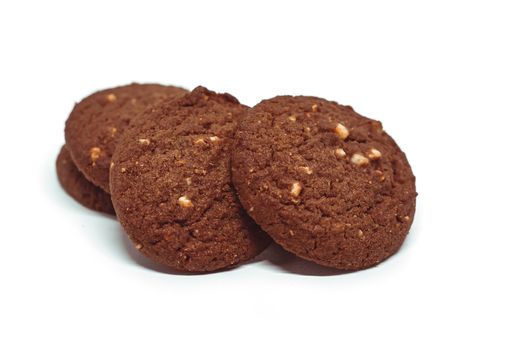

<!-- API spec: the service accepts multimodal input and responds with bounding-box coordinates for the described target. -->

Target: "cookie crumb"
[335,148,346,158]
[248,206,254,212]
[178,195,193,208]
[357,230,364,239]
[138,138,150,146]
[299,166,313,174]
[185,177,192,185]
[209,136,220,142]
[367,148,382,160]
[106,93,117,102]
[89,147,101,164]
[334,123,349,140]
[404,215,410,222]
[311,104,318,112]
[351,153,369,166]
[194,138,206,145]
[120,167,126,173]
[290,182,302,197]
[135,243,143,250]
[288,114,297,122]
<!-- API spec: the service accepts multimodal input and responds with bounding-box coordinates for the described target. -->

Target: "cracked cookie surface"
[110,87,271,272]
[232,96,417,271]
[65,83,188,192]
[56,145,115,215]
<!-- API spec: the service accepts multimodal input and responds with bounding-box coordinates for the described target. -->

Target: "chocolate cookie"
[65,83,188,192]
[56,145,115,215]
[110,87,271,272]
[232,96,416,271]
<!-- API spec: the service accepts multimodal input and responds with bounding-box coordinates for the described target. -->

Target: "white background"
[1,1,524,349]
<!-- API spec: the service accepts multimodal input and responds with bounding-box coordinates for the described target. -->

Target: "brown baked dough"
[110,87,271,272]
[232,96,416,271]
[65,83,187,192]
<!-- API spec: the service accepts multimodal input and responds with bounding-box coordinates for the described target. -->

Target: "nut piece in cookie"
[335,148,346,158]
[299,166,313,175]
[351,153,369,166]
[290,182,302,197]
[89,147,101,165]
[367,148,382,160]
[334,123,349,140]
[177,195,193,208]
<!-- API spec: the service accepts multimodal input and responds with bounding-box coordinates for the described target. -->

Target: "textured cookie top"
[65,83,188,192]
[56,146,115,215]
[232,96,416,270]
[110,87,270,272]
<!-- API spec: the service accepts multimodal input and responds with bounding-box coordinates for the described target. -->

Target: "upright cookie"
[110,87,271,272]
[56,145,115,215]
[232,96,416,271]
[65,83,188,192]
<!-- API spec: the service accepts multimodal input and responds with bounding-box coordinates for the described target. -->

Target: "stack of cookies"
[57,83,416,272]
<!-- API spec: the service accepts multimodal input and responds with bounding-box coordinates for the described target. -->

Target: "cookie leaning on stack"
[109,87,271,272]
[231,96,416,271]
